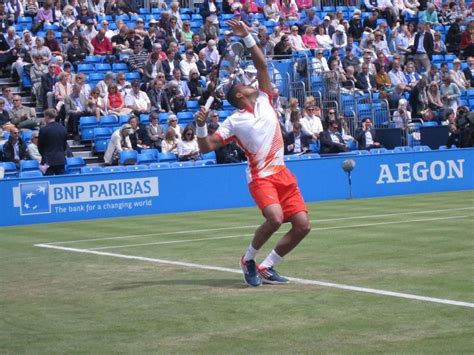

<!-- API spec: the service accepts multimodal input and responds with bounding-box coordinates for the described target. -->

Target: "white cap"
[245,65,257,74]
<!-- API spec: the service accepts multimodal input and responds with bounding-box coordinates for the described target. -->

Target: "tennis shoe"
[240,256,262,287]
[257,266,289,284]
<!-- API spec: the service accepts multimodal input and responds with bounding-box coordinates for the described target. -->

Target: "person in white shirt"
[203,39,220,65]
[300,104,323,140]
[180,49,199,80]
[332,25,347,50]
[125,80,151,115]
[177,126,200,161]
[103,124,133,165]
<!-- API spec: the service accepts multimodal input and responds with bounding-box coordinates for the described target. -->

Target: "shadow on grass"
[109,278,246,291]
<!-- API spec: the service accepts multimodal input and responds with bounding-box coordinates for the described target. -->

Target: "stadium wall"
[1,149,473,227]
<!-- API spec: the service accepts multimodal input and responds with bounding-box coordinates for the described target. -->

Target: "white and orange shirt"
[215,90,285,183]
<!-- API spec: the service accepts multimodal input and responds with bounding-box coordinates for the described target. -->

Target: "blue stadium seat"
[149,162,170,169]
[119,115,131,125]
[119,150,138,165]
[151,8,162,14]
[194,159,216,166]
[370,148,389,154]
[354,150,370,155]
[81,166,104,174]
[19,170,43,178]
[99,115,118,128]
[159,112,173,124]
[21,130,33,144]
[422,121,438,126]
[85,55,102,63]
[88,72,105,81]
[444,54,457,62]
[186,100,200,110]
[137,153,157,165]
[139,8,150,14]
[94,127,113,138]
[20,159,39,172]
[17,16,32,24]
[158,152,178,162]
[95,63,112,72]
[139,114,150,124]
[126,165,148,171]
[103,166,126,173]
[200,151,216,161]
[77,64,94,73]
[298,153,321,159]
[125,72,140,81]
[177,111,194,123]
[115,14,130,21]
[94,138,110,153]
[65,157,86,174]
[79,116,99,141]
[140,148,159,161]
[0,162,17,179]
[112,63,128,71]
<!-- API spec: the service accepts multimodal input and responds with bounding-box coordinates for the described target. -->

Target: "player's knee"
[295,221,311,238]
[266,214,283,229]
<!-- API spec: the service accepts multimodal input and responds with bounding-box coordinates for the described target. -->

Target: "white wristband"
[242,34,256,48]
[196,125,208,138]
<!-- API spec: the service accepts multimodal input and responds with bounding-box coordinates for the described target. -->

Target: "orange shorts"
[248,168,307,222]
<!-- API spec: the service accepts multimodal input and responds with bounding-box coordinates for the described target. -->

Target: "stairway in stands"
[0,70,103,166]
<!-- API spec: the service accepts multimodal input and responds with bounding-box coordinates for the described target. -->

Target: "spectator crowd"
[0,0,473,174]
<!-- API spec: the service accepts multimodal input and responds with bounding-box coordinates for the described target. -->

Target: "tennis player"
[195,19,311,287]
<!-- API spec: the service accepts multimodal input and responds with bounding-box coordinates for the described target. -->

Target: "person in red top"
[91,29,113,56]
[195,19,311,287]
[107,83,128,116]
[460,20,474,58]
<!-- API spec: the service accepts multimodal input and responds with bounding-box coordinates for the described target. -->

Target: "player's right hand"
[195,107,209,127]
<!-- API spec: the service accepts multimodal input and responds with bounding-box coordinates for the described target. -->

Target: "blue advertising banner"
[1,149,473,227]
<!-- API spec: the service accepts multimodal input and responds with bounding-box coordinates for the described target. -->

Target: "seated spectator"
[143,53,164,84]
[24,0,39,19]
[264,0,280,22]
[392,99,412,130]
[281,0,299,21]
[0,87,13,111]
[355,63,377,92]
[180,49,198,80]
[177,126,199,161]
[8,38,31,80]
[450,58,470,90]
[196,48,213,77]
[284,122,312,155]
[32,38,52,65]
[27,131,42,162]
[404,61,421,89]
[427,81,444,118]
[319,120,350,154]
[463,56,474,87]
[146,112,165,149]
[342,65,358,89]
[302,26,318,49]
[181,21,194,43]
[161,129,178,154]
[375,65,393,94]
[202,39,220,65]
[44,29,61,57]
[269,26,284,46]
[288,25,307,51]
[446,17,463,54]
[0,98,14,132]
[166,114,181,139]
[127,40,149,74]
[147,79,170,112]
[447,123,471,148]
[103,124,133,165]
[300,103,323,140]
[30,54,48,105]
[108,83,131,116]
[187,68,204,99]
[162,48,181,81]
[409,78,429,118]
[440,75,461,118]
[116,72,132,93]
[91,29,113,56]
[96,72,115,99]
[3,126,27,165]
[112,25,133,55]
[66,36,87,69]
[316,25,332,50]
[125,80,152,116]
[332,25,347,50]
[274,35,292,58]
[423,3,439,25]
[165,80,187,113]
[128,115,150,151]
[86,87,106,120]
[355,118,383,150]
[9,95,37,129]
[433,32,447,55]
[312,48,329,73]
[74,72,91,98]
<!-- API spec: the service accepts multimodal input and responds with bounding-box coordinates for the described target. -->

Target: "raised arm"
[226,19,273,93]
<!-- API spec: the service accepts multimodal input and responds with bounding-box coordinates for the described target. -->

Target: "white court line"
[34,243,474,309]
[40,207,474,245]
[87,215,468,251]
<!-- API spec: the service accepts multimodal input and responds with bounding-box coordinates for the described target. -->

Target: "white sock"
[260,250,283,269]
[243,244,258,261]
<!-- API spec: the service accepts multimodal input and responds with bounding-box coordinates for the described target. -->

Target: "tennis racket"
[204,41,245,110]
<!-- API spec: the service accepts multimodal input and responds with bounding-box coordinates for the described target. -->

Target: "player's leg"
[258,212,311,284]
[240,204,284,287]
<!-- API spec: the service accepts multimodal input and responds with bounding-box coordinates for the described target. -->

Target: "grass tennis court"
[1,191,473,353]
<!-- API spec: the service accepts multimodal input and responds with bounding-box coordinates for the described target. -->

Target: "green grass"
[1,191,473,354]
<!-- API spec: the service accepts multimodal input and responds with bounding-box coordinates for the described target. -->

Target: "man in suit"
[196,48,213,78]
[355,117,383,150]
[63,84,88,138]
[411,22,434,73]
[162,48,181,81]
[40,63,57,109]
[463,56,474,87]
[38,108,68,175]
[320,120,351,154]
[284,122,312,155]
[146,79,170,112]
[355,63,377,92]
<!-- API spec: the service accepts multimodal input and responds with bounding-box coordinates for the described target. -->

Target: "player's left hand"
[195,107,209,127]
[226,19,250,37]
